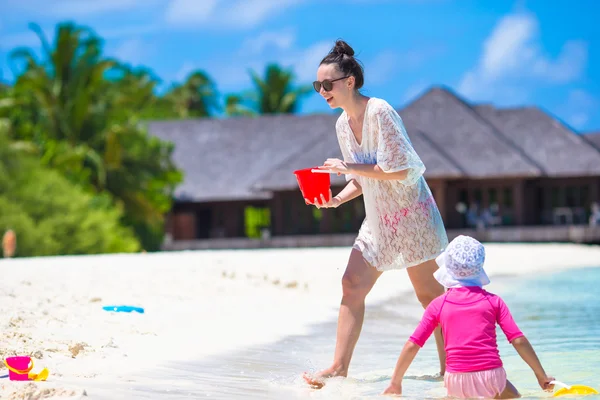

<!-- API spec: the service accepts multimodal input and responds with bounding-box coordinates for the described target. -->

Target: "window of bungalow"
[503,188,513,208]
[581,185,590,209]
[551,187,561,208]
[459,189,468,203]
[565,186,578,208]
[501,187,514,225]
[581,185,593,222]
[488,188,498,207]
[474,189,483,207]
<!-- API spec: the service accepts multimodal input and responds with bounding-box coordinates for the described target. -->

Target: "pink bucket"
[4,356,33,381]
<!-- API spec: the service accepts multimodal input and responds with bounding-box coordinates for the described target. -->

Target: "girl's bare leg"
[406,259,447,375]
[303,248,382,388]
[496,380,521,399]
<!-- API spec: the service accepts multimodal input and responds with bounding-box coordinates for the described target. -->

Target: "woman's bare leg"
[406,259,447,375]
[496,380,521,399]
[303,248,382,388]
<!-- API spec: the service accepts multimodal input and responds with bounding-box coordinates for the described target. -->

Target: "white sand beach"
[1,243,599,399]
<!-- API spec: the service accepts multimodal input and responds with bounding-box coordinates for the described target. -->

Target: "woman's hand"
[305,189,341,209]
[316,158,351,175]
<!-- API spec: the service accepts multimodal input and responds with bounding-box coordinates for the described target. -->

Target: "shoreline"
[0,243,599,399]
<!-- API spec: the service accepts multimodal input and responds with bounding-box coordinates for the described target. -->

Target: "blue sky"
[0,0,598,132]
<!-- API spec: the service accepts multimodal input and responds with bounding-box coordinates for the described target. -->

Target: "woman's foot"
[302,366,347,389]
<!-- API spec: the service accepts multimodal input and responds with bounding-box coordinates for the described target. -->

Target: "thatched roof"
[251,120,348,191]
[400,87,542,178]
[252,112,465,192]
[474,105,600,176]
[147,86,600,202]
[583,132,600,150]
[148,113,337,201]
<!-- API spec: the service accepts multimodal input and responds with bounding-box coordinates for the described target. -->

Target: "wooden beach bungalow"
[147,86,600,248]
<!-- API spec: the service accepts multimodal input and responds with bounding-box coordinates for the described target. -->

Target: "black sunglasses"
[312,76,349,92]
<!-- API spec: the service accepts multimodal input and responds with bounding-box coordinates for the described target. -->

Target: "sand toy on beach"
[3,356,49,381]
[102,305,144,313]
[551,380,598,397]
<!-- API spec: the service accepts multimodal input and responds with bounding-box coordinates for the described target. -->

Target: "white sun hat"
[433,235,490,288]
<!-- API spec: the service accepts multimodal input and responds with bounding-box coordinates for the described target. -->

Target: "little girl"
[382,235,555,399]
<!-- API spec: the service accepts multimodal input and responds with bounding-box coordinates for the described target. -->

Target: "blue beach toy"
[102,305,145,314]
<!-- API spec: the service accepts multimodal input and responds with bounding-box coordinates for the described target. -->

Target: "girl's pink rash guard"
[409,286,524,373]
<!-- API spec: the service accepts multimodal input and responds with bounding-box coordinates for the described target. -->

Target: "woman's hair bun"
[333,40,355,57]
[319,39,364,90]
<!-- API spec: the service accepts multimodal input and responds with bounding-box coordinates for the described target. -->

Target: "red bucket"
[293,167,331,203]
[4,356,33,381]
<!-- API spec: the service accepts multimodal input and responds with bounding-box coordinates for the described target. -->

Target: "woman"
[303,40,449,388]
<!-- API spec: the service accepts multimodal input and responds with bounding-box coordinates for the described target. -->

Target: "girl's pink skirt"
[444,367,507,399]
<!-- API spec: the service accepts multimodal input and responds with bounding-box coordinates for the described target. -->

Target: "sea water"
[95,267,600,399]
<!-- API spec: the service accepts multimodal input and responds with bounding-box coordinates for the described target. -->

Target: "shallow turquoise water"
[102,267,600,399]
[492,267,600,398]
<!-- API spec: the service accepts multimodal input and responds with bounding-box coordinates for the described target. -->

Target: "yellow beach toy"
[3,357,49,381]
[551,380,599,397]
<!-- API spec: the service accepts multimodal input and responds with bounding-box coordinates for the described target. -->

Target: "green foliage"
[163,70,220,118]
[249,63,312,114]
[0,131,140,257]
[6,22,183,251]
[1,20,313,255]
[224,94,256,117]
[223,64,313,116]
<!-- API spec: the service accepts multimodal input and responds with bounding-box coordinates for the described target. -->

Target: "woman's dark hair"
[320,39,364,90]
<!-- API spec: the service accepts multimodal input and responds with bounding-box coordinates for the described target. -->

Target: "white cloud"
[204,39,440,94]
[99,24,160,40]
[165,0,219,25]
[345,0,447,2]
[478,14,537,80]
[531,41,587,83]
[458,12,588,101]
[403,45,446,69]
[365,51,399,86]
[239,29,296,55]
[50,0,148,17]
[165,0,304,29]
[3,0,151,17]
[111,38,149,66]
[281,41,333,82]
[226,0,303,28]
[0,23,159,52]
[181,38,330,92]
[350,45,446,87]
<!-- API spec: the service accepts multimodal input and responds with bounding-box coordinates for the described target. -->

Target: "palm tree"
[248,63,312,114]
[224,94,255,117]
[107,65,166,119]
[164,70,220,118]
[8,22,182,250]
[9,22,115,188]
